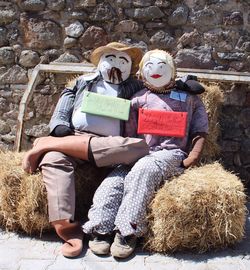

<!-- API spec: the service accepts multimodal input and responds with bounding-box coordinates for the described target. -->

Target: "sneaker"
[89,233,112,255]
[110,232,137,258]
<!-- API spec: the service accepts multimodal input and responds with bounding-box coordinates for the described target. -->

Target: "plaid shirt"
[49,74,143,135]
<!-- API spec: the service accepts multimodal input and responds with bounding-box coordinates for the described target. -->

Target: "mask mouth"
[150,74,162,79]
[108,67,123,83]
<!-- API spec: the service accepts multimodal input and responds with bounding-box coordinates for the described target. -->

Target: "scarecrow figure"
[82,49,208,259]
[22,44,206,258]
[23,43,149,174]
[23,42,149,257]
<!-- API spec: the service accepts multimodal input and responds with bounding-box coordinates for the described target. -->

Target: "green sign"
[81,91,131,121]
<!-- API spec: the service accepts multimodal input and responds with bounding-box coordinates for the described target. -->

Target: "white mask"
[98,51,132,84]
[142,56,172,88]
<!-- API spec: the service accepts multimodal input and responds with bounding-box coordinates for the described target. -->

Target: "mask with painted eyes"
[139,49,176,91]
[98,51,132,84]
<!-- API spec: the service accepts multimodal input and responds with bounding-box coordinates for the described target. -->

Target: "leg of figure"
[111,149,185,258]
[90,136,149,167]
[39,151,84,257]
[82,165,130,255]
[22,135,149,173]
[115,149,185,236]
[22,135,91,173]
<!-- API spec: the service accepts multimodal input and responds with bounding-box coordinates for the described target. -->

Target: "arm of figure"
[175,75,205,95]
[49,89,76,135]
[120,76,144,99]
[182,94,209,168]
[51,124,74,137]
[22,135,91,173]
[182,132,206,168]
[124,98,139,138]
[49,77,87,136]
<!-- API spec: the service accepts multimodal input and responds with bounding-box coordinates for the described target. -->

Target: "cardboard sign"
[81,91,131,120]
[138,108,187,137]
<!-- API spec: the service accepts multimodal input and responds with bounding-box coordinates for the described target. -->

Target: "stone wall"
[0,0,249,184]
[218,82,250,187]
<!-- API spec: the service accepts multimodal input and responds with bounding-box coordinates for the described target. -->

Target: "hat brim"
[90,45,143,75]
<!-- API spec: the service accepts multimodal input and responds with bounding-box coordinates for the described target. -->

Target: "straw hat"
[90,42,143,74]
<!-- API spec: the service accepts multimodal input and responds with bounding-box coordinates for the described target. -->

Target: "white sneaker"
[110,232,137,258]
[89,233,112,255]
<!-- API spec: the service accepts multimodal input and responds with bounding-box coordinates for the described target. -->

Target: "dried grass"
[200,82,224,162]
[17,173,50,235]
[65,75,79,89]
[64,73,95,89]
[146,162,247,253]
[0,150,24,231]
[0,150,50,234]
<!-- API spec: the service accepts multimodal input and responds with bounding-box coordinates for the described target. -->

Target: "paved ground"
[0,204,249,270]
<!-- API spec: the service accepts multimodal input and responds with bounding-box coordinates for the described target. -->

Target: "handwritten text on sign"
[81,91,131,120]
[138,108,187,137]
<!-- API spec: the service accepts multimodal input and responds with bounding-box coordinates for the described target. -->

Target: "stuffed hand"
[182,134,206,168]
[51,125,73,137]
[182,151,200,168]
[176,75,205,95]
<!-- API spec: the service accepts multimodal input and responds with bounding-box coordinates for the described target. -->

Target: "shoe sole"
[89,242,110,255]
[110,246,134,259]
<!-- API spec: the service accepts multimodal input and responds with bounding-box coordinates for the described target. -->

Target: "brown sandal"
[55,222,84,258]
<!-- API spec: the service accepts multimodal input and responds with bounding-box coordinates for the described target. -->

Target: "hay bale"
[0,150,25,231]
[17,173,50,235]
[200,83,224,162]
[0,150,50,234]
[0,150,110,234]
[0,152,21,229]
[146,162,247,253]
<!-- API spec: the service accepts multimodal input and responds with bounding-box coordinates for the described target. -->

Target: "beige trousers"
[39,135,149,222]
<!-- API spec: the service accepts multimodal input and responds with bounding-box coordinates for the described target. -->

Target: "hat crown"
[106,42,129,50]
[91,42,143,75]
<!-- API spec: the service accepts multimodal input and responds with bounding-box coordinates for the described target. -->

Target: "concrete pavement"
[0,204,249,270]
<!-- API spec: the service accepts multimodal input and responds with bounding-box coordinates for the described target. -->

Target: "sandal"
[55,222,84,258]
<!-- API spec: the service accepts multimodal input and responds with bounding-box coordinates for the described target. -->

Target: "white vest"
[71,80,121,136]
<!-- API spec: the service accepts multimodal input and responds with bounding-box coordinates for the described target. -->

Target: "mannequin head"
[91,42,143,84]
[97,51,132,84]
[139,49,176,90]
